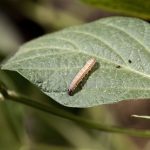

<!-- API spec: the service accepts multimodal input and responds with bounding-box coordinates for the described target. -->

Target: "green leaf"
[2,17,150,107]
[81,0,150,19]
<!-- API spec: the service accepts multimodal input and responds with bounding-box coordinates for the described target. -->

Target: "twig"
[0,84,150,138]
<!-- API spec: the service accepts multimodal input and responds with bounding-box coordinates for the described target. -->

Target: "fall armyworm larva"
[68,58,96,96]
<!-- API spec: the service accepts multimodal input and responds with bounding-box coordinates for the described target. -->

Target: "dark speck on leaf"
[128,59,132,63]
[116,65,121,68]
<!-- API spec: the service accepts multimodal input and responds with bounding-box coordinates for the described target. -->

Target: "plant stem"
[1,87,150,138]
[132,115,150,119]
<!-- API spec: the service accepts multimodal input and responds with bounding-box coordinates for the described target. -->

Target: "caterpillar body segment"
[68,58,96,96]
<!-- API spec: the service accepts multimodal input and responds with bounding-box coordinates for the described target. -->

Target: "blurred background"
[0,0,150,150]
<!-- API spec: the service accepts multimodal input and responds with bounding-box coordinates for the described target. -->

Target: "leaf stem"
[132,115,150,119]
[0,86,150,138]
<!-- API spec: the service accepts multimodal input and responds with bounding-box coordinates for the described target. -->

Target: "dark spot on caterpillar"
[128,59,132,63]
[116,65,121,68]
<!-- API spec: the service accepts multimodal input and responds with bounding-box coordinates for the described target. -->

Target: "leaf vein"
[101,22,150,53]
[65,30,128,65]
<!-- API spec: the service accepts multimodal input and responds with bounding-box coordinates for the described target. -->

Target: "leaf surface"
[2,17,150,107]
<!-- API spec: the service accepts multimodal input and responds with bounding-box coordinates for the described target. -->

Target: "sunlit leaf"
[81,0,150,19]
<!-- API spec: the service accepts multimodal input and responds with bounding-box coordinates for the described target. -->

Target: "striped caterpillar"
[68,58,96,96]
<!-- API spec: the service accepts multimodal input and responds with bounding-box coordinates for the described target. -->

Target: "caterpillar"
[68,58,96,96]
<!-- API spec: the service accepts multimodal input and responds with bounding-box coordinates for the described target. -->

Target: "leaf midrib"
[4,46,150,80]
